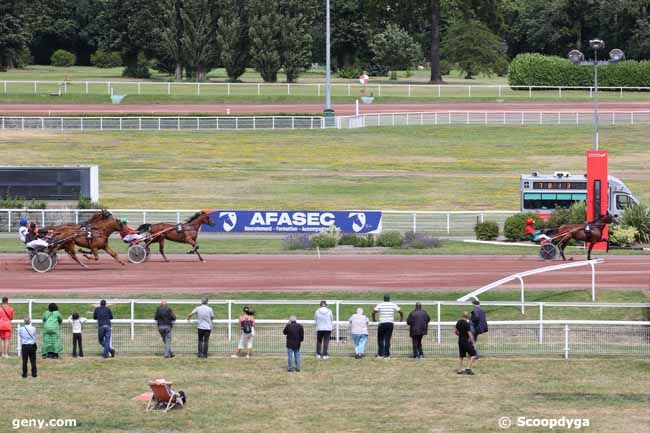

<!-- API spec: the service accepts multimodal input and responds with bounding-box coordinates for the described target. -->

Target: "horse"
[555,213,617,261]
[138,211,215,262]
[47,210,126,268]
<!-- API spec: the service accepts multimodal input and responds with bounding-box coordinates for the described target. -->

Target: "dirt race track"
[0,254,648,295]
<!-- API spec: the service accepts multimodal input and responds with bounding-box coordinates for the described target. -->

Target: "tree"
[279,0,314,83]
[249,0,282,82]
[369,24,422,79]
[0,0,29,70]
[330,0,371,69]
[442,19,507,79]
[628,17,650,59]
[180,0,220,81]
[159,0,184,80]
[217,0,250,82]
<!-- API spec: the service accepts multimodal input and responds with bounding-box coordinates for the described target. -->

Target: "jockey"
[525,218,550,242]
[24,222,49,250]
[18,218,29,243]
[118,218,145,243]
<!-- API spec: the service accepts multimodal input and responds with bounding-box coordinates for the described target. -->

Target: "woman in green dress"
[42,303,63,358]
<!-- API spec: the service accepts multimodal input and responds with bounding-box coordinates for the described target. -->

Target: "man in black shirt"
[93,300,115,358]
[283,315,304,372]
[455,311,477,375]
[154,300,176,358]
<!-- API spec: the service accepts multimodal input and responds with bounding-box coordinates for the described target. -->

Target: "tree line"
[2,0,650,82]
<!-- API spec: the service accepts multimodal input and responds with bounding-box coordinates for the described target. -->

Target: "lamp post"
[568,40,625,150]
[324,0,334,120]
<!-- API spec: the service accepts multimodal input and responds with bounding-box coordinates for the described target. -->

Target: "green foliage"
[442,19,507,79]
[279,0,313,83]
[217,0,250,82]
[179,0,219,81]
[338,233,358,246]
[50,49,76,67]
[369,24,422,75]
[0,0,30,71]
[339,233,376,247]
[376,231,403,248]
[504,213,544,241]
[0,197,46,209]
[546,202,586,228]
[620,204,650,243]
[310,226,341,249]
[609,225,638,247]
[78,196,103,210]
[439,60,451,76]
[121,51,150,79]
[249,0,282,82]
[336,64,363,79]
[474,221,499,241]
[90,50,122,68]
[402,231,440,249]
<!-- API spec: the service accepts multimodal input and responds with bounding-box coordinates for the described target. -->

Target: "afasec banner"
[203,210,382,233]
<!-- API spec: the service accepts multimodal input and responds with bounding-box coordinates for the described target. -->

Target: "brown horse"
[47,210,126,268]
[138,211,215,262]
[555,213,617,261]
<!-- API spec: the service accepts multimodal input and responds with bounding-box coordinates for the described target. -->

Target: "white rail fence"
[2,80,649,99]
[0,116,326,131]
[336,111,650,128]
[6,298,650,358]
[0,209,518,236]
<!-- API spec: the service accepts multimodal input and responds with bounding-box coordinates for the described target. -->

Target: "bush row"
[508,53,650,88]
[283,229,440,250]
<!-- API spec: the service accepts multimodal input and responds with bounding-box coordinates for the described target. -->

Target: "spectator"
[68,312,87,358]
[406,302,430,359]
[455,311,477,375]
[187,297,214,358]
[470,298,488,358]
[232,306,255,359]
[93,300,115,358]
[283,315,304,372]
[154,301,176,358]
[314,301,333,359]
[18,318,37,378]
[41,303,63,359]
[372,294,403,359]
[0,297,15,358]
[348,308,369,359]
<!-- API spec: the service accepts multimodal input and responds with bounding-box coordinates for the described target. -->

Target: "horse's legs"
[103,244,125,265]
[159,239,169,262]
[188,238,204,262]
[65,243,88,269]
[558,238,568,261]
[587,242,595,261]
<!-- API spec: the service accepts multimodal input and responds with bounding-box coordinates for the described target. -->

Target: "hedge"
[474,221,499,241]
[508,53,650,88]
[91,50,122,68]
[50,49,76,67]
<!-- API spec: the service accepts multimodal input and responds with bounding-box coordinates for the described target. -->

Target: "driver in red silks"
[525,218,550,242]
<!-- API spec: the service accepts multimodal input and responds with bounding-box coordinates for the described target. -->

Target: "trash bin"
[323,108,336,128]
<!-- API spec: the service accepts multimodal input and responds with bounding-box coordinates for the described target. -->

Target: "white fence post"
[7,211,11,231]
[28,300,32,321]
[436,302,441,344]
[518,276,525,315]
[335,301,340,342]
[227,301,232,341]
[564,324,569,359]
[446,213,450,234]
[130,300,135,341]
[412,213,417,233]
[257,83,260,96]
[41,210,45,227]
[539,304,544,344]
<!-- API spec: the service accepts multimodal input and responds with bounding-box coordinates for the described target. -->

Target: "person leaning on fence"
[0,297,15,358]
[455,312,477,375]
[372,294,403,359]
[155,301,176,358]
[314,301,333,359]
[232,306,255,359]
[42,303,63,359]
[18,318,37,378]
[283,316,304,372]
[406,302,430,360]
[93,300,115,358]
[470,299,488,358]
[187,298,214,359]
[348,308,369,359]
[69,312,87,358]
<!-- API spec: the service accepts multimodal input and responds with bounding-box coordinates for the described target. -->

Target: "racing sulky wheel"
[128,244,148,264]
[539,243,559,261]
[50,252,59,269]
[31,251,53,273]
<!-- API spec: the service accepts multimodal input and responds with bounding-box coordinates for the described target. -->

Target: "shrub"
[311,225,341,249]
[78,196,103,209]
[354,234,376,247]
[283,233,313,250]
[609,225,639,247]
[546,202,586,228]
[620,203,650,243]
[439,60,451,76]
[365,63,389,77]
[402,231,441,249]
[377,231,403,248]
[474,221,499,241]
[122,52,151,79]
[508,53,650,88]
[91,50,122,68]
[50,49,76,67]
[336,64,363,79]
[339,233,359,246]
[504,213,544,241]
[0,197,46,208]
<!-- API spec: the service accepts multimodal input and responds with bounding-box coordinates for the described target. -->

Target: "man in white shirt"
[187,297,214,358]
[18,318,38,378]
[372,294,403,359]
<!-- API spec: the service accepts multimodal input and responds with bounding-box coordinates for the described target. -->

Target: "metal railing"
[336,111,650,128]
[2,80,649,100]
[7,298,650,358]
[0,208,518,236]
[0,116,326,131]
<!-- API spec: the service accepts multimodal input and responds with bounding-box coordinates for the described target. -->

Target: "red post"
[586,150,608,250]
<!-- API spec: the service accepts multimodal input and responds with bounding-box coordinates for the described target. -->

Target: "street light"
[324,0,334,121]
[568,40,625,150]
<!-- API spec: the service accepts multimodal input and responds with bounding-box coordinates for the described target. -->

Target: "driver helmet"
[19,218,28,227]
[118,217,128,224]
[526,218,534,225]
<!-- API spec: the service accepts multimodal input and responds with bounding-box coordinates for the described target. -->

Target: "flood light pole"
[568,40,625,150]
[325,0,332,113]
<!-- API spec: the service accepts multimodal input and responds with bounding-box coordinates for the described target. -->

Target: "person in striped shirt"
[372,295,403,359]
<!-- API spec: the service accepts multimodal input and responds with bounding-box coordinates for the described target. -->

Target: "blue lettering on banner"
[202,211,382,233]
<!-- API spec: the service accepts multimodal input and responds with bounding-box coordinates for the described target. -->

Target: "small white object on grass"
[317,246,320,260]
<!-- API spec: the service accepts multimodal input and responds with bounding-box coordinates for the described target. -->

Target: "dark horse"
[45,210,126,268]
[555,213,617,261]
[138,211,215,262]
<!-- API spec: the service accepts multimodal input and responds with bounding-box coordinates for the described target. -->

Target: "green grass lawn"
[1,125,649,209]
[0,356,648,433]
